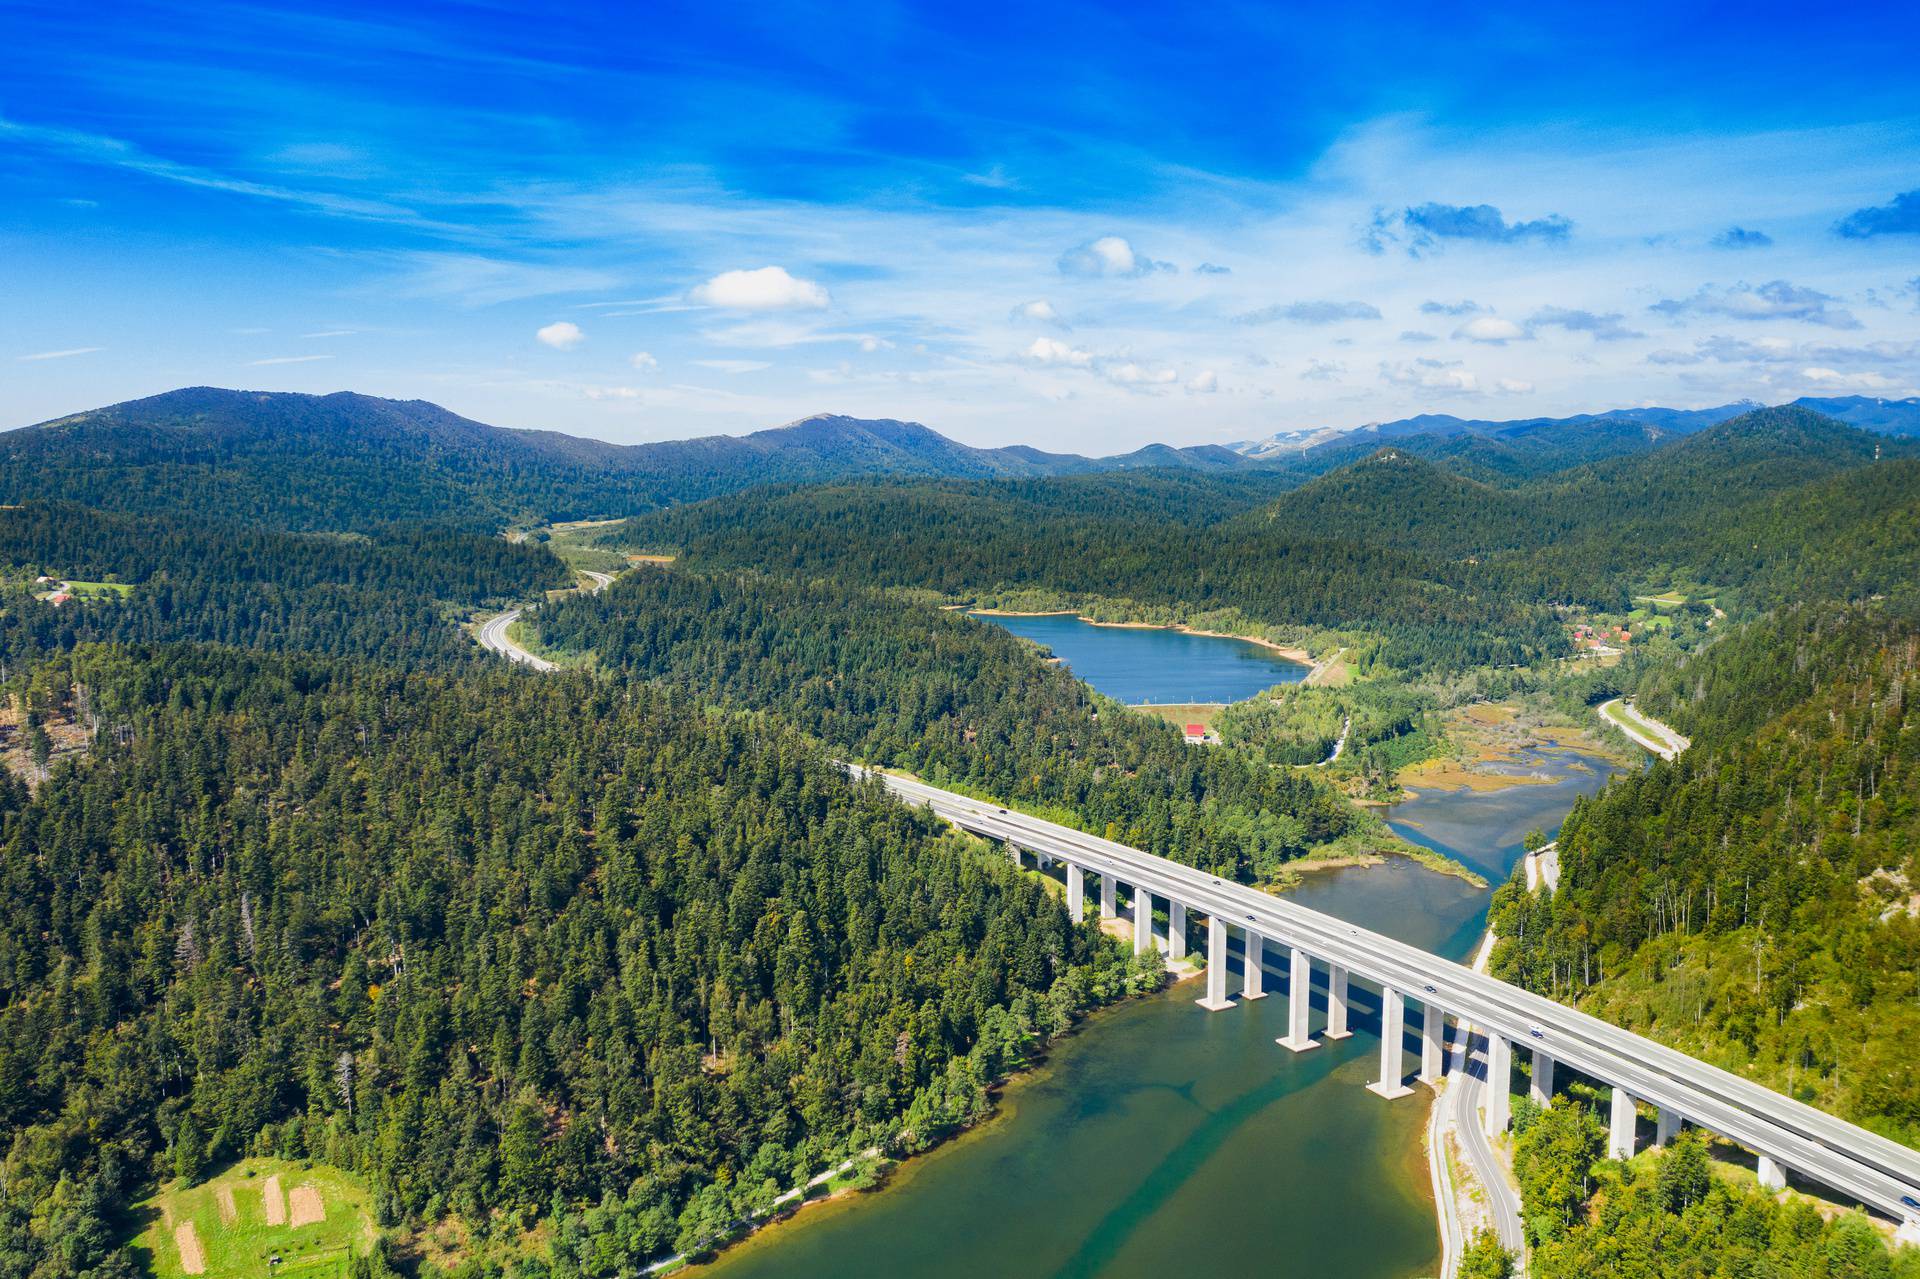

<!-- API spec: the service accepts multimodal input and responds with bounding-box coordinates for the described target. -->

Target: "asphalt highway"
[865,769,1920,1224]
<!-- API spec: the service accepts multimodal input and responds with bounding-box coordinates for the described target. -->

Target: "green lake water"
[701,624,1625,1278]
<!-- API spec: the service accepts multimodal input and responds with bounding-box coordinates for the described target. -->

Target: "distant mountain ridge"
[0,388,1254,531]
[1233,395,1920,459]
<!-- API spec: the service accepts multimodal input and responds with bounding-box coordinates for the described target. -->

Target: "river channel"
[702,621,1622,1278]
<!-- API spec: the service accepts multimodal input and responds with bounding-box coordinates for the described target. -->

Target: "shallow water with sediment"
[701,746,1621,1278]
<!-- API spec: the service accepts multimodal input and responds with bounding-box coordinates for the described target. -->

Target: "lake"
[699,749,1625,1279]
[970,612,1308,704]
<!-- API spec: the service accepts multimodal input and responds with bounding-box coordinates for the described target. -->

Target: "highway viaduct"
[865,769,1920,1243]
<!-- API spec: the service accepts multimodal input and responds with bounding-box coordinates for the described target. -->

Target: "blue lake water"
[971,613,1308,704]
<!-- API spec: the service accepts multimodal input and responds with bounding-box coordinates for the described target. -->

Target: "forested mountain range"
[1235,393,1920,459]
[600,405,1916,672]
[9,387,1916,539]
[0,389,1256,532]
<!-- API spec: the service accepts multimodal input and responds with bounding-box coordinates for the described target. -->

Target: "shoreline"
[965,607,1320,671]
[675,975,1167,1273]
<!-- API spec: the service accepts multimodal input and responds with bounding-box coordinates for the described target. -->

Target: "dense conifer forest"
[1,390,1917,1278]
[1491,602,1920,1145]
[0,504,568,671]
[530,568,1366,881]
[0,646,1154,1277]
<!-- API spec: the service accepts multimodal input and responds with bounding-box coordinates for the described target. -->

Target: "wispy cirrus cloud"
[17,346,103,361]
[1646,334,1920,367]
[1711,226,1773,249]
[1528,307,1643,341]
[1236,300,1381,325]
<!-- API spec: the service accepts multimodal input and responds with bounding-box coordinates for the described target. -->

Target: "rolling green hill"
[0,388,1263,532]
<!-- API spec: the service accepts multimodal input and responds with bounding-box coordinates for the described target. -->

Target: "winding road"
[474,569,614,671]
[1597,697,1689,760]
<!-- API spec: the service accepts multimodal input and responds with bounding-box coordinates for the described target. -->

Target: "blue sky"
[3,1,1918,450]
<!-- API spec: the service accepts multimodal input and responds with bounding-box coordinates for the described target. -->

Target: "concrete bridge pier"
[1418,1002,1445,1084]
[1277,946,1316,1052]
[1065,864,1084,919]
[1197,914,1233,1011]
[1757,1154,1788,1191]
[1325,964,1352,1039]
[1167,901,1187,960]
[1101,872,1118,919]
[1368,986,1414,1099]
[1609,1087,1638,1160]
[1655,1106,1681,1147]
[1132,887,1154,956]
[1483,1033,1512,1135]
[1531,1050,1556,1107]
[1243,930,1267,999]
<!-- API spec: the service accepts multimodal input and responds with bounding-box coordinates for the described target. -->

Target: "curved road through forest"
[475,569,614,670]
[1596,696,1689,760]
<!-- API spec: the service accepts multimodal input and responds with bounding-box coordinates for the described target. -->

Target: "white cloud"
[1380,359,1480,393]
[858,335,893,352]
[962,164,1016,189]
[1012,299,1063,326]
[688,265,830,310]
[1651,279,1860,329]
[1798,367,1898,390]
[1301,359,1346,381]
[630,351,658,370]
[1496,377,1534,394]
[1645,334,1920,367]
[1186,370,1219,393]
[1025,336,1093,367]
[16,346,102,361]
[693,358,773,373]
[303,329,357,338]
[537,321,585,349]
[1057,235,1171,278]
[1102,362,1178,388]
[1455,316,1525,344]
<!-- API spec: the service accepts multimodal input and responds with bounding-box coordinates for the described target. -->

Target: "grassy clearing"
[63,579,135,597]
[1305,647,1351,687]
[1130,702,1225,736]
[133,1158,375,1279]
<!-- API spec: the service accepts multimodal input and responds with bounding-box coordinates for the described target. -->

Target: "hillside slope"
[0,388,1256,531]
[1491,602,1920,1147]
